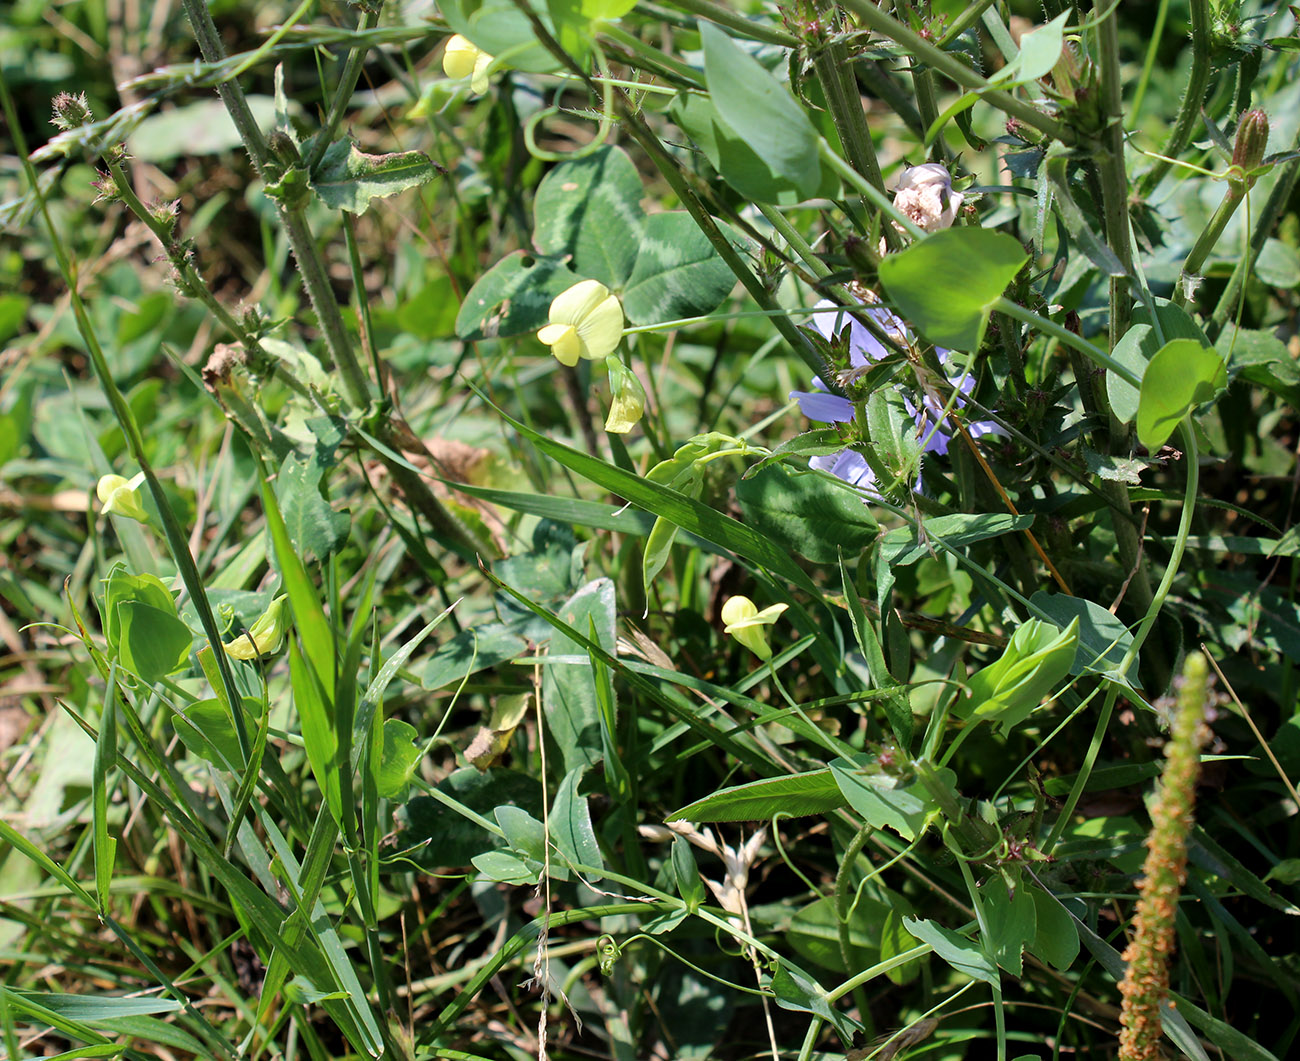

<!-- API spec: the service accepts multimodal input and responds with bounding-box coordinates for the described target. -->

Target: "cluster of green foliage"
[3,0,1300,1059]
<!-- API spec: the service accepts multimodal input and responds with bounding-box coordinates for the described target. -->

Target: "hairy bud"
[51,91,93,130]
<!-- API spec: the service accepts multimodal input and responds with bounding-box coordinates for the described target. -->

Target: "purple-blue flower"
[792,299,1003,496]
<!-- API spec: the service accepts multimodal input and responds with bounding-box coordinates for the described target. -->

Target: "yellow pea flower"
[96,472,148,523]
[443,34,494,95]
[721,595,788,660]
[223,595,290,660]
[537,280,625,367]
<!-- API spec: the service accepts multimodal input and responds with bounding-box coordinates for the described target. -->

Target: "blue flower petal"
[791,390,855,423]
[810,449,879,496]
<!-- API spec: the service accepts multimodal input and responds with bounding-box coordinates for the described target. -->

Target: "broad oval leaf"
[455,251,583,340]
[1136,338,1227,450]
[736,463,878,565]
[621,212,736,325]
[533,145,645,288]
[699,21,821,199]
[878,227,1028,351]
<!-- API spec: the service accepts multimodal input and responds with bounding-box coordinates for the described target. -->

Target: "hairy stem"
[1137,0,1211,197]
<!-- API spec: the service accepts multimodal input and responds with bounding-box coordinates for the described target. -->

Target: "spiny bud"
[1231,108,1269,178]
[51,91,93,130]
[90,169,119,205]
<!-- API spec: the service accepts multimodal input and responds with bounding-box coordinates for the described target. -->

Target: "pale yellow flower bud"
[721,595,788,660]
[537,280,624,366]
[96,472,148,523]
[443,35,494,94]
[223,594,290,660]
[604,356,646,434]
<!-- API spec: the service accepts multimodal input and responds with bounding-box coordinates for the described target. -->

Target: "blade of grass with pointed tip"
[480,393,819,596]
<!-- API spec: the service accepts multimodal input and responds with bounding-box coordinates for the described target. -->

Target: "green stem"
[757,203,831,279]
[835,0,1076,147]
[305,4,383,173]
[911,64,949,164]
[1211,149,1300,328]
[811,17,886,200]
[992,298,1139,387]
[1128,0,1170,128]
[659,0,798,48]
[1137,0,1211,197]
[1094,0,1134,353]
[1044,684,1118,854]
[1173,182,1247,308]
[0,75,251,762]
[105,160,318,404]
[599,22,703,87]
[1121,422,1200,672]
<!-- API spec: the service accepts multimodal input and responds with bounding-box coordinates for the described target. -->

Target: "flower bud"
[96,472,149,523]
[51,91,93,131]
[721,595,788,660]
[892,163,963,233]
[223,595,290,660]
[604,356,646,434]
[1231,108,1269,177]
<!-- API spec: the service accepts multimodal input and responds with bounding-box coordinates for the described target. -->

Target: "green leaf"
[902,916,997,985]
[699,21,821,199]
[543,578,617,775]
[1026,884,1079,971]
[1254,238,1300,288]
[486,397,820,596]
[1220,326,1300,405]
[1135,338,1227,451]
[497,805,547,863]
[788,895,882,973]
[1107,300,1209,423]
[172,698,259,770]
[472,850,542,884]
[533,150,644,289]
[375,718,422,800]
[621,212,736,325]
[309,139,441,212]
[955,616,1078,734]
[115,601,192,683]
[671,836,706,910]
[880,907,924,984]
[736,464,878,565]
[7,991,181,1020]
[668,770,847,822]
[456,251,583,341]
[1003,10,1068,81]
[420,623,530,691]
[769,961,861,1040]
[878,227,1028,351]
[101,566,176,652]
[880,512,1033,567]
[276,450,349,564]
[551,767,604,880]
[1029,591,1136,682]
[829,758,951,841]
[397,768,543,868]
[981,879,1036,977]
[669,91,839,205]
